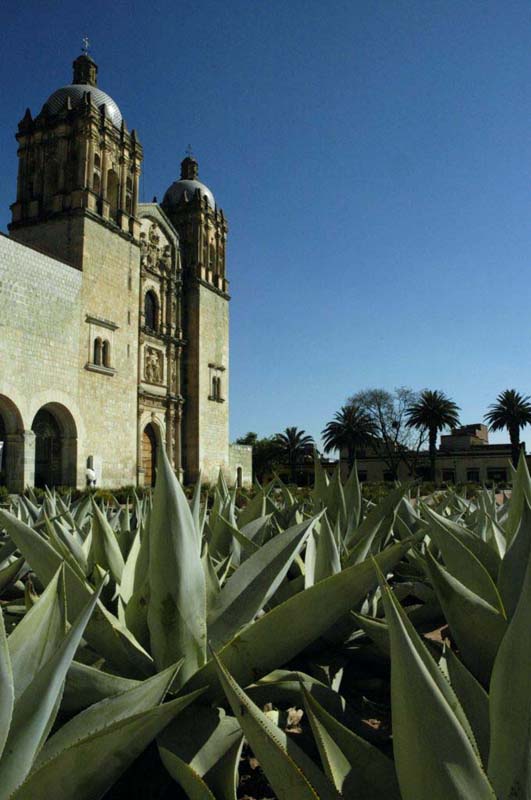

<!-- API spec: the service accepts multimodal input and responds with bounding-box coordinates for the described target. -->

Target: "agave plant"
[0,563,202,800]
[1,446,530,799]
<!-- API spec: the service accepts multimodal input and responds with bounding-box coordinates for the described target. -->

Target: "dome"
[43,85,123,128]
[163,178,215,210]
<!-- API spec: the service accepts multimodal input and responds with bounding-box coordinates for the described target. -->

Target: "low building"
[354,423,515,484]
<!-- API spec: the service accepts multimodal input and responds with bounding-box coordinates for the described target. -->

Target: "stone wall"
[0,233,83,489]
[77,217,140,487]
[182,280,229,484]
[229,443,253,486]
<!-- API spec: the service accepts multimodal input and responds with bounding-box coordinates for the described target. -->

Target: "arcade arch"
[31,403,77,488]
[0,395,24,491]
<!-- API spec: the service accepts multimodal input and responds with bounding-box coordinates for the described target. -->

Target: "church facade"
[0,52,251,491]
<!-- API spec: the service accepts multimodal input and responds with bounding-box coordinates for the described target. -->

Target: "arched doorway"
[32,403,77,488]
[142,423,157,487]
[0,395,24,491]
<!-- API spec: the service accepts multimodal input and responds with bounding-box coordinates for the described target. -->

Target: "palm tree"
[405,390,460,482]
[322,404,377,469]
[274,427,315,485]
[484,389,531,467]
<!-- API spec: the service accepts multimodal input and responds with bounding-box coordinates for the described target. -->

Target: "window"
[94,153,101,169]
[102,340,111,368]
[144,291,159,331]
[357,471,368,483]
[442,469,456,483]
[93,172,101,194]
[487,468,507,483]
[383,471,394,482]
[467,469,480,483]
[208,365,225,402]
[93,338,102,366]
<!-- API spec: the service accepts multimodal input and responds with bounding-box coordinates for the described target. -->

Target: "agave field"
[0,446,530,799]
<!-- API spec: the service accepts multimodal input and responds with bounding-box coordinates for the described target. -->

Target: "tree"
[322,404,377,469]
[484,389,531,468]
[405,389,460,482]
[349,387,427,480]
[235,432,258,446]
[274,427,315,485]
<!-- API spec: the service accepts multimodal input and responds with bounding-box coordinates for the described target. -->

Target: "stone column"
[21,430,36,491]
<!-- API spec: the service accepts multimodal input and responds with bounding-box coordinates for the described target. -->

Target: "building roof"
[163,178,216,210]
[43,85,123,128]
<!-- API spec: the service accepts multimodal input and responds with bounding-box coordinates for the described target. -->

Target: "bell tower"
[10,50,142,266]
[162,154,230,482]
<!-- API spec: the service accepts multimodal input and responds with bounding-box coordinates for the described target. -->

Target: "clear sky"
[2,0,531,447]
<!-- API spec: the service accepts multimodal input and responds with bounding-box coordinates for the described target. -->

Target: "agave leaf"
[240,514,272,545]
[444,647,490,767]
[208,516,319,649]
[191,473,204,551]
[35,662,182,767]
[120,527,141,605]
[0,509,154,678]
[325,466,347,532]
[351,611,390,656]
[213,652,340,800]
[488,522,531,799]
[305,515,341,589]
[147,443,207,679]
[314,514,341,583]
[89,498,125,584]
[0,556,25,595]
[8,565,67,700]
[497,498,531,620]
[62,660,139,713]
[377,562,496,800]
[301,681,400,799]
[505,450,531,543]
[343,460,362,536]
[180,541,410,700]
[208,514,240,563]
[423,506,503,606]
[159,750,216,800]
[425,550,507,685]
[0,581,103,797]
[159,705,243,800]
[346,483,408,559]
[237,489,266,529]
[12,687,205,800]
[224,517,260,557]
[0,609,14,761]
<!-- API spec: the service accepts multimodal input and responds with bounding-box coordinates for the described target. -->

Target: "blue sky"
[2,0,531,447]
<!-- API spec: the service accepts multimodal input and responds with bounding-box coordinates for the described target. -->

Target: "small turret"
[72,53,98,87]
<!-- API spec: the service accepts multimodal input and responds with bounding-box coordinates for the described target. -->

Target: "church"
[0,50,252,491]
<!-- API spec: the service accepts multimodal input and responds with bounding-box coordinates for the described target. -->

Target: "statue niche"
[144,346,163,385]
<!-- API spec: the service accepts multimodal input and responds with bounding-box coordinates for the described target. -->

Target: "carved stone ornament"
[140,222,173,274]
[144,346,163,384]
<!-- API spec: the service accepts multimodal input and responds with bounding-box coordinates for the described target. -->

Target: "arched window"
[211,375,222,401]
[93,172,101,194]
[144,290,158,331]
[102,340,111,368]
[93,338,103,366]
[94,153,101,169]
